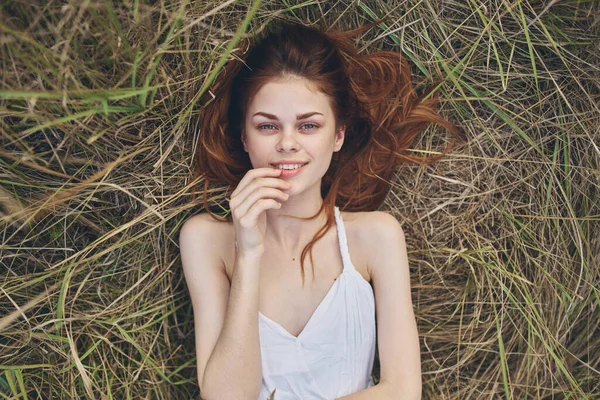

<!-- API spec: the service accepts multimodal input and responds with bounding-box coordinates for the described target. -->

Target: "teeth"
[277,163,305,170]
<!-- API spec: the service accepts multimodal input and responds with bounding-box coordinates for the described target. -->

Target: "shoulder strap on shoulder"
[334,206,353,272]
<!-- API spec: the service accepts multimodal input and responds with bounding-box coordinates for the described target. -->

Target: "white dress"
[257,206,377,400]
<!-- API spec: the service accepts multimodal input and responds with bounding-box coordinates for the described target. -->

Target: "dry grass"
[1,0,599,399]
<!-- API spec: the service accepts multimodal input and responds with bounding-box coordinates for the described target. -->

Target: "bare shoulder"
[340,209,405,280]
[178,212,235,390]
[180,212,231,238]
[340,209,404,240]
[179,212,233,272]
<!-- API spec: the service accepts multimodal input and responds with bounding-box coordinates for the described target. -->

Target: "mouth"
[271,162,309,171]
[271,162,309,177]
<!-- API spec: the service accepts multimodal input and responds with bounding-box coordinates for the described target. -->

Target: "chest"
[223,224,371,338]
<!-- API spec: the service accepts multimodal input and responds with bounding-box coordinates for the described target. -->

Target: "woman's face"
[242,76,345,196]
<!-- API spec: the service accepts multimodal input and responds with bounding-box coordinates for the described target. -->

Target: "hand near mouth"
[228,167,292,259]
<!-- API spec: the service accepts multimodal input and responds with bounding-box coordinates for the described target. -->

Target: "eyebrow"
[252,111,324,120]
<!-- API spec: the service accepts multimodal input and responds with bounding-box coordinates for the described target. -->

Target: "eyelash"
[258,123,318,131]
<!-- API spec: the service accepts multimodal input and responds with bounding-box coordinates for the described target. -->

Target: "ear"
[241,130,248,152]
[333,125,345,152]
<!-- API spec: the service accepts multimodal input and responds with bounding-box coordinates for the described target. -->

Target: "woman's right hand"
[229,167,291,259]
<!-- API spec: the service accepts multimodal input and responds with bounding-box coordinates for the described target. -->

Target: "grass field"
[0,0,599,398]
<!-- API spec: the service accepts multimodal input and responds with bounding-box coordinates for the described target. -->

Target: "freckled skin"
[241,77,345,200]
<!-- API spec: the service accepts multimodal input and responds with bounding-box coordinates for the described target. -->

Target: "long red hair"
[193,19,466,286]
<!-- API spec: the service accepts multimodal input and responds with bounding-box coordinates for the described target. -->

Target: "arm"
[179,214,263,400]
[335,381,399,399]
[338,212,422,399]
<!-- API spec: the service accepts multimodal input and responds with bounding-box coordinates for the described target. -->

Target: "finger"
[232,186,289,218]
[231,177,290,206]
[238,198,282,229]
[231,168,282,198]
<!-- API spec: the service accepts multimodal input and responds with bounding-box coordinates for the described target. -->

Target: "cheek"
[311,149,334,172]
[244,139,272,166]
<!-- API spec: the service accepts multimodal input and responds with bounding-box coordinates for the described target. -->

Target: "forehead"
[247,78,332,118]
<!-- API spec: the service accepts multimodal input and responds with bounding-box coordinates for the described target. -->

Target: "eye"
[258,123,319,131]
[301,123,318,131]
[258,124,277,131]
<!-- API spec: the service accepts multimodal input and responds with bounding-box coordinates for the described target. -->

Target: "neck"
[263,186,328,257]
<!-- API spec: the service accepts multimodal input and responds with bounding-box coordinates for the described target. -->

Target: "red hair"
[193,19,466,286]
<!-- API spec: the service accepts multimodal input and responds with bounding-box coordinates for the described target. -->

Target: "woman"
[180,19,464,400]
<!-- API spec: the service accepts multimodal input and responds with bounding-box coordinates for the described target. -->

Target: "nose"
[276,128,300,152]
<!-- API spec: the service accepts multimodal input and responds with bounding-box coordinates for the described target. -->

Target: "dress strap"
[334,206,354,272]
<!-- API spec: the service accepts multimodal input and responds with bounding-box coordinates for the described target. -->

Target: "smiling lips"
[271,161,309,177]
[275,163,306,170]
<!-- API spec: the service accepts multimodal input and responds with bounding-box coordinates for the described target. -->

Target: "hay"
[0,0,598,398]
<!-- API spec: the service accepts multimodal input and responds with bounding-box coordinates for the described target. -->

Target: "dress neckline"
[258,206,351,340]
